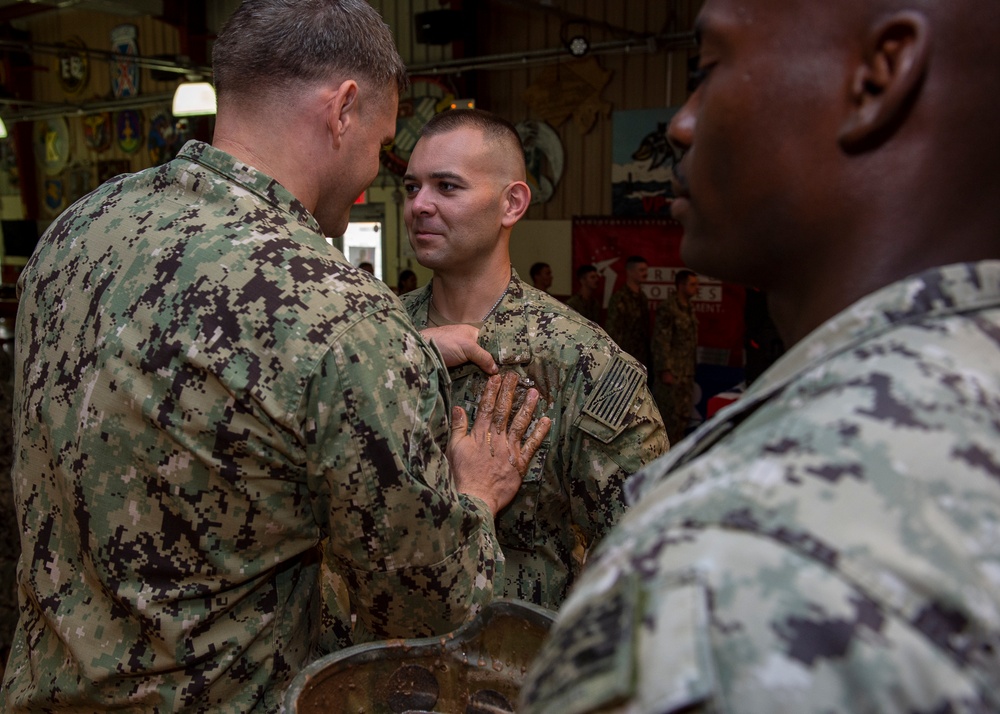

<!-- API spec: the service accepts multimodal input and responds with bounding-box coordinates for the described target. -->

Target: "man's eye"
[403,184,418,194]
[688,66,711,92]
[686,55,712,92]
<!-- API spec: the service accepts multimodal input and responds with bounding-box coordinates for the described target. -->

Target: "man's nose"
[409,187,435,215]
[667,96,696,160]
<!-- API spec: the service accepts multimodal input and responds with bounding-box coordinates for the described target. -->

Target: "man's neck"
[431,266,513,323]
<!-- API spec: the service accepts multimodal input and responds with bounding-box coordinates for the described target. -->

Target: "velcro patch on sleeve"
[582,355,646,432]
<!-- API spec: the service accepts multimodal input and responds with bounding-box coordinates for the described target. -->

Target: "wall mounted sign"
[515,120,564,204]
[572,217,746,370]
[35,117,71,176]
[611,107,680,218]
[110,24,139,99]
[58,37,89,95]
[115,109,143,154]
[82,111,113,152]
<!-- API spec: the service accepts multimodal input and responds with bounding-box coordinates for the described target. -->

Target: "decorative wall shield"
[58,37,89,95]
[110,24,139,98]
[115,109,143,154]
[35,117,71,176]
[43,176,65,215]
[82,112,113,152]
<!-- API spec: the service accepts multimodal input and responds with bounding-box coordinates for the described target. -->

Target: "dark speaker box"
[414,10,463,45]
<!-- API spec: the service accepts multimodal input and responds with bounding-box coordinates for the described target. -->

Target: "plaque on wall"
[43,176,65,216]
[115,109,143,154]
[58,37,89,95]
[82,111,113,152]
[34,117,71,176]
[110,24,139,99]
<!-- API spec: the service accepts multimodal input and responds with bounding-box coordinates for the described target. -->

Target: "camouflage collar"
[406,269,535,377]
[753,261,1000,396]
[627,260,1000,502]
[176,140,322,238]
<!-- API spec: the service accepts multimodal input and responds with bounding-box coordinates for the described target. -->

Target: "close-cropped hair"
[675,269,696,288]
[212,0,409,101]
[576,264,597,280]
[625,255,648,269]
[420,108,526,176]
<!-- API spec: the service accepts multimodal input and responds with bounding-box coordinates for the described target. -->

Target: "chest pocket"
[455,369,551,552]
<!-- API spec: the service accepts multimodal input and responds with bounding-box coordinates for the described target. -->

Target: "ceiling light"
[172,80,216,117]
[567,36,590,57]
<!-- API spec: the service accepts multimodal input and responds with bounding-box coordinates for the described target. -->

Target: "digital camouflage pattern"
[522,262,1000,713]
[652,292,698,444]
[2,140,504,713]
[605,286,652,373]
[0,344,16,672]
[405,272,668,609]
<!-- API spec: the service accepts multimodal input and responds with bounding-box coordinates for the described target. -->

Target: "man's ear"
[327,79,359,149]
[501,181,531,228]
[838,11,930,152]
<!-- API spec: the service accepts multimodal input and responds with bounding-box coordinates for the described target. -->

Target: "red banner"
[572,217,745,368]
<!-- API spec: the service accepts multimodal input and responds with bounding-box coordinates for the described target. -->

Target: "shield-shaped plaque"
[110,24,139,99]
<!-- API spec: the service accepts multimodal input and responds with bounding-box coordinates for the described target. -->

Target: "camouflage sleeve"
[304,305,502,641]
[651,303,675,375]
[522,525,988,714]
[567,344,668,552]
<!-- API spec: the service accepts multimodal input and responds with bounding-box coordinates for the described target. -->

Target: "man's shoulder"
[517,287,616,351]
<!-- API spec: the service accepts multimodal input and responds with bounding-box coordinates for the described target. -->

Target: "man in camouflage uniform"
[1,2,551,712]
[522,0,1000,711]
[605,255,652,374]
[652,269,699,444]
[565,263,603,325]
[401,109,668,609]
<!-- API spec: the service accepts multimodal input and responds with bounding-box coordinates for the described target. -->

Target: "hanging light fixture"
[0,118,8,139]
[172,77,216,117]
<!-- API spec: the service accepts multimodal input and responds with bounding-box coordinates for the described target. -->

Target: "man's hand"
[447,372,552,515]
[423,325,498,373]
